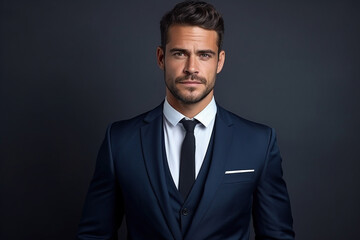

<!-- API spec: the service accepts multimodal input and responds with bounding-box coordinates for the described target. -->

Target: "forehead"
[166,25,218,51]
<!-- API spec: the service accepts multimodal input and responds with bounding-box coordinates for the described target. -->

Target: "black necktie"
[179,118,198,199]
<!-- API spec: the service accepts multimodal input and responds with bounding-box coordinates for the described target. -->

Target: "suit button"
[181,208,189,216]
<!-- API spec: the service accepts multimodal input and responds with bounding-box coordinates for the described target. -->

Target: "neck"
[166,91,213,118]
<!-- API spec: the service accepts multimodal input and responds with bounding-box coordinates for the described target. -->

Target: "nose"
[183,55,199,75]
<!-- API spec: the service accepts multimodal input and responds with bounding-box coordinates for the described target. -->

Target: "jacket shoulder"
[110,111,148,132]
[218,105,272,134]
[107,103,163,138]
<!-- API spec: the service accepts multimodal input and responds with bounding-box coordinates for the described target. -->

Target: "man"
[78,1,295,239]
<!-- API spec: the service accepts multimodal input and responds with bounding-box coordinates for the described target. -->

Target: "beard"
[165,72,216,105]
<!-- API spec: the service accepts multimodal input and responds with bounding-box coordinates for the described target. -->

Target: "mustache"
[175,74,206,84]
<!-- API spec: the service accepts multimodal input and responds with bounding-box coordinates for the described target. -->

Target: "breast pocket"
[222,171,255,183]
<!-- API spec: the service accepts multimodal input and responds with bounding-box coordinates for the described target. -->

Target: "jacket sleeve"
[252,128,295,240]
[77,124,124,240]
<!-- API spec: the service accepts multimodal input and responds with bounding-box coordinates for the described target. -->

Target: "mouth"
[175,75,206,85]
[178,80,203,85]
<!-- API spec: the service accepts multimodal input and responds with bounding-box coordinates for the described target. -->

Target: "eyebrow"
[169,48,216,56]
[169,48,189,54]
[197,49,216,56]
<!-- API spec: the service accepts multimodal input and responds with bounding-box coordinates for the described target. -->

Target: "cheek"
[165,60,183,76]
[203,62,218,77]
[199,58,217,69]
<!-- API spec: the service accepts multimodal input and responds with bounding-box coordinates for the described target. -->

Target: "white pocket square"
[225,169,255,174]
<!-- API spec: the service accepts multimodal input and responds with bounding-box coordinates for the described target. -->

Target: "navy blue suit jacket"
[78,103,295,240]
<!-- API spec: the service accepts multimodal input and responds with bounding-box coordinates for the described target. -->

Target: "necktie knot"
[181,119,198,133]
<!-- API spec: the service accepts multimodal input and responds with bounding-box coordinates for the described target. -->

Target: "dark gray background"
[1,0,359,239]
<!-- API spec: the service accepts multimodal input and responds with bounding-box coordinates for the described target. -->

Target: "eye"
[173,52,185,57]
[199,53,212,60]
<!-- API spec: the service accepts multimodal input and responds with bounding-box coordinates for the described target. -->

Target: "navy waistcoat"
[162,126,215,236]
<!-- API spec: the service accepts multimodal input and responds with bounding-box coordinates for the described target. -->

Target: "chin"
[178,92,210,104]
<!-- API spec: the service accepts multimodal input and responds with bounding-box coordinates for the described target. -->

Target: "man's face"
[157,25,225,106]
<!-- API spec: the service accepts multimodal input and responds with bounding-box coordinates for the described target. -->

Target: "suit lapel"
[140,104,182,240]
[185,106,234,238]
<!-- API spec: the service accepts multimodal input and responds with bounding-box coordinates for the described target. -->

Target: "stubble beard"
[164,71,216,105]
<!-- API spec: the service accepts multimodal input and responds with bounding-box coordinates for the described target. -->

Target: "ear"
[156,46,165,70]
[216,50,225,73]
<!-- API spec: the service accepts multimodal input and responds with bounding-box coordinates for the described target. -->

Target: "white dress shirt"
[163,97,217,188]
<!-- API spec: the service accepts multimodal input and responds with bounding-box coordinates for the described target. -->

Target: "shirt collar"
[163,97,217,127]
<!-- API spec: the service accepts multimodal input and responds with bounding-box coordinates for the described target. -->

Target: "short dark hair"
[160,1,224,51]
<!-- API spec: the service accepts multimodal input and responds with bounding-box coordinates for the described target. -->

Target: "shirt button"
[181,208,189,216]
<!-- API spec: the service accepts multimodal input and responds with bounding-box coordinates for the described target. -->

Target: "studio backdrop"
[1,0,359,239]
